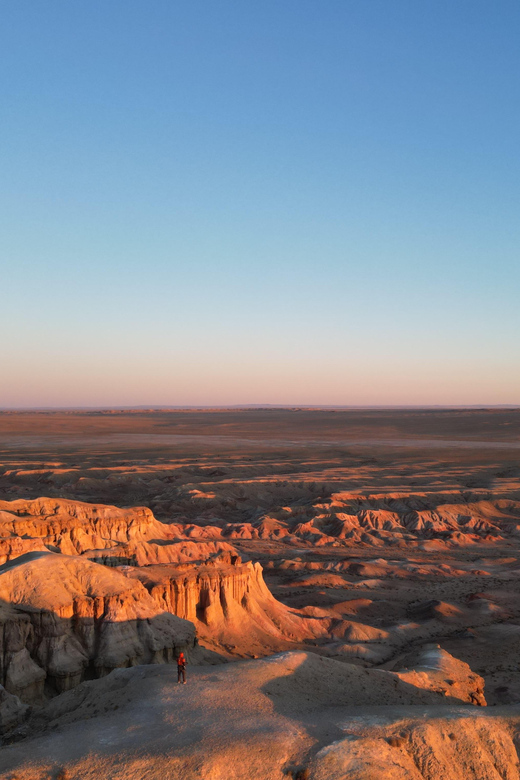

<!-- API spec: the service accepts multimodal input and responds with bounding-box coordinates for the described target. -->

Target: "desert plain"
[0,407,520,779]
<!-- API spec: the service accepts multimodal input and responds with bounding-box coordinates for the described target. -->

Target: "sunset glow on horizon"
[2,1,519,408]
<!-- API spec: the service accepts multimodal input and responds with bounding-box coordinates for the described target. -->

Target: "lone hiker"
[177,652,187,684]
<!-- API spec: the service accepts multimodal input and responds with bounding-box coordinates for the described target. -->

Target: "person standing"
[177,652,187,684]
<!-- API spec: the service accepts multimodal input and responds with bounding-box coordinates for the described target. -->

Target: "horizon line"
[1,404,520,412]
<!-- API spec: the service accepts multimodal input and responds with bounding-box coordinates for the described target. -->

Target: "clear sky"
[1,1,519,407]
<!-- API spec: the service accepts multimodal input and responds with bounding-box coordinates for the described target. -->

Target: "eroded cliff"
[0,552,195,702]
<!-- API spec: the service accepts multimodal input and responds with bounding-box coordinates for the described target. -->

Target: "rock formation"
[3,494,520,573]
[0,686,27,734]
[0,497,236,566]
[0,497,167,554]
[125,557,312,656]
[393,644,486,706]
[0,496,510,694]
[0,551,195,702]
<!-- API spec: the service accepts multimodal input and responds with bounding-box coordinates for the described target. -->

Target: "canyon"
[0,407,519,778]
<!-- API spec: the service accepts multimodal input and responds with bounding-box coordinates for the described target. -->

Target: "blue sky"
[1,1,519,406]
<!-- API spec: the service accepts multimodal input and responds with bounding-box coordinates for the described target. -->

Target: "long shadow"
[259,651,488,773]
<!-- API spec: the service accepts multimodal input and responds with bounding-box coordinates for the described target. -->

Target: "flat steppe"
[1,407,519,499]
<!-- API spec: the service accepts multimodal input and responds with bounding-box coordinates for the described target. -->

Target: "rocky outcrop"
[180,493,520,549]
[0,497,172,562]
[125,557,307,655]
[125,555,335,656]
[3,494,517,570]
[0,496,497,706]
[0,685,27,733]
[0,536,48,566]
[285,494,520,547]
[394,644,486,706]
[0,653,495,780]
[85,539,239,567]
[0,552,195,703]
[0,498,238,570]
[310,710,518,780]
[124,557,387,657]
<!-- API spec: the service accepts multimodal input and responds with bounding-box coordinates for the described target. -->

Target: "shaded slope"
[0,552,194,700]
[0,653,505,780]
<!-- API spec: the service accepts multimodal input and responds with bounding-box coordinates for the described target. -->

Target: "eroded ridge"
[0,406,520,778]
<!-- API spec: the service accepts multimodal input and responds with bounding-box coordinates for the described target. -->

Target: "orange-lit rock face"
[0,497,237,566]
[6,491,512,555]
[125,559,312,656]
[0,493,519,690]
[393,644,486,706]
[268,494,520,548]
[5,491,516,558]
[0,498,168,562]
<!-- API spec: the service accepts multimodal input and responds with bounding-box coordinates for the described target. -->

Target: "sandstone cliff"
[0,497,236,566]
[0,498,168,563]
[124,557,398,659]
[0,552,195,703]
[125,557,308,656]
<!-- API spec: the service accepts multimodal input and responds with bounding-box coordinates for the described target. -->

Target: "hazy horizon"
[1,404,520,412]
[2,1,519,407]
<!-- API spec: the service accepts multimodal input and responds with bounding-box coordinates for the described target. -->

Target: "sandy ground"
[0,652,517,780]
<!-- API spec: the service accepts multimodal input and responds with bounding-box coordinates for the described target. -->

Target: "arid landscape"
[0,408,518,778]
[4,0,520,775]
